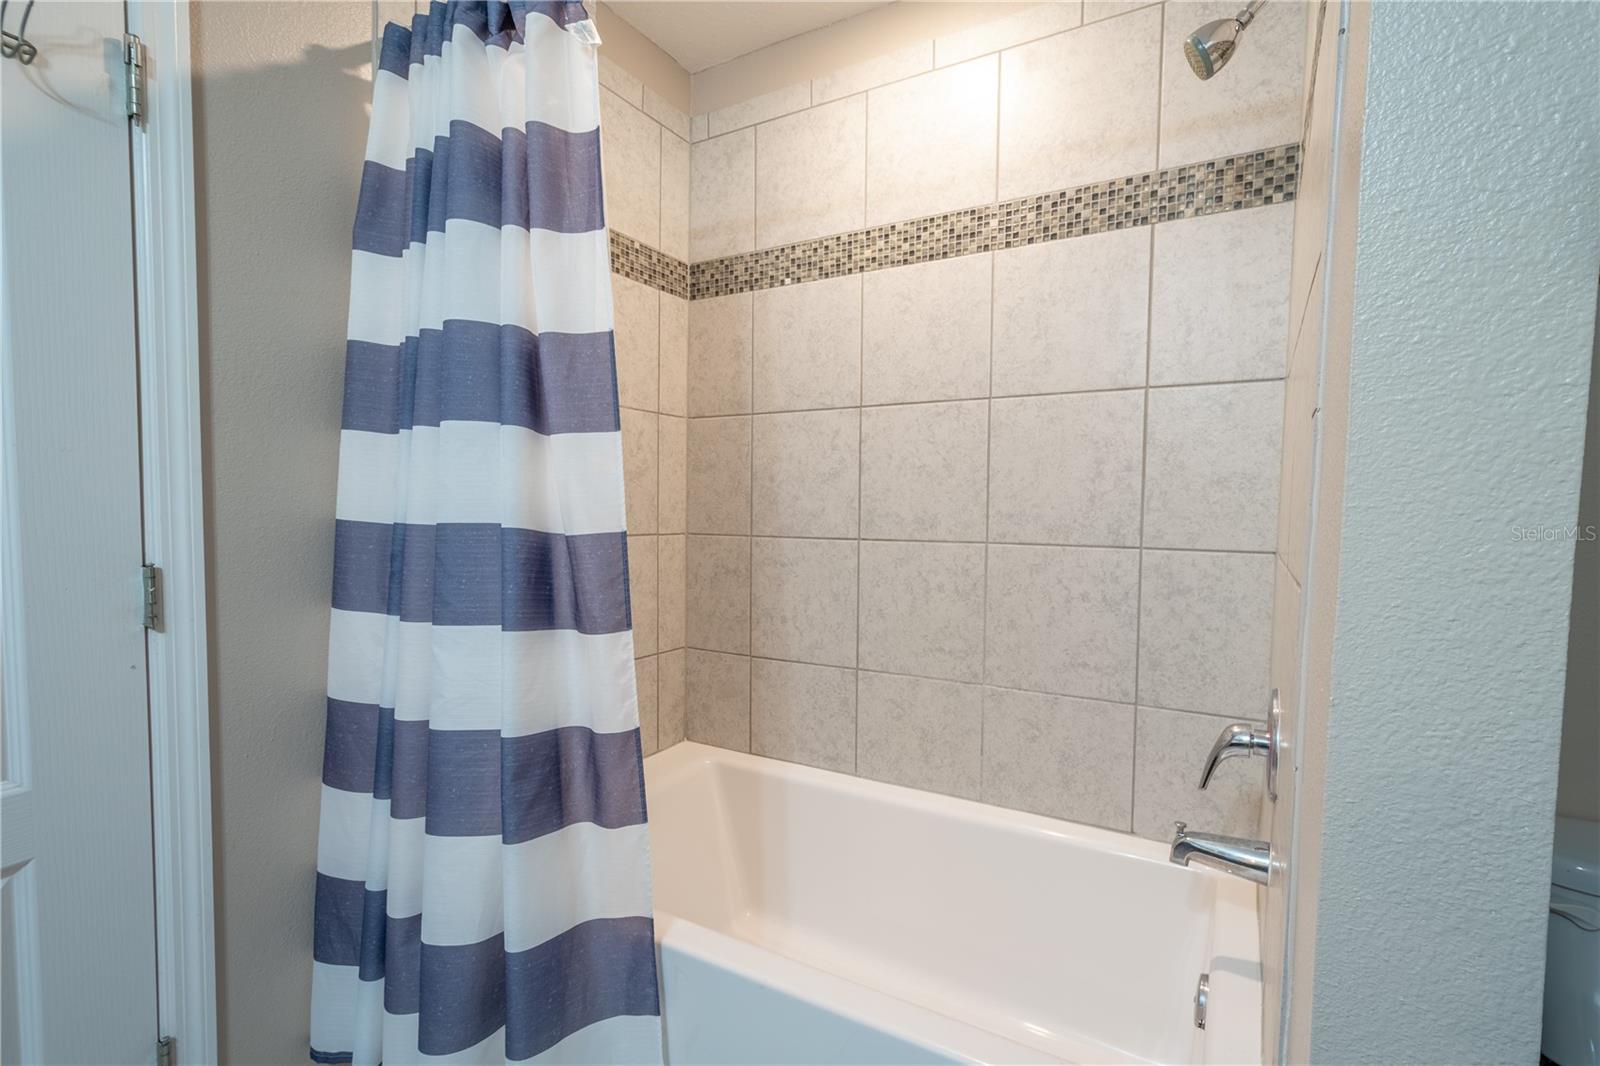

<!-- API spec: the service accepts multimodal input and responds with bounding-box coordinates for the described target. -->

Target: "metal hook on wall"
[1,0,39,64]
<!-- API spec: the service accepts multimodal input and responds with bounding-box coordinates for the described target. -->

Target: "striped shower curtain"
[309,4,661,1062]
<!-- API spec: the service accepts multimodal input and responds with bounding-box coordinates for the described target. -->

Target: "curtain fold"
[309,4,662,1062]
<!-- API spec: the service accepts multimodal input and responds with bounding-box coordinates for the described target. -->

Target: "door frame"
[127,1,218,1060]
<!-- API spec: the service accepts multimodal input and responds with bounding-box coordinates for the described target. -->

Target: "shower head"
[1183,1,1266,80]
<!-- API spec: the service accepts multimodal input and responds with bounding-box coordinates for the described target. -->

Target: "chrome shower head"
[1184,2,1265,80]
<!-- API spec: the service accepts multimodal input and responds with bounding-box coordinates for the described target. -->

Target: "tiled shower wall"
[607,0,1306,840]
[597,59,691,755]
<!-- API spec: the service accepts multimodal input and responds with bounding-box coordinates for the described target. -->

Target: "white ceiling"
[608,2,891,73]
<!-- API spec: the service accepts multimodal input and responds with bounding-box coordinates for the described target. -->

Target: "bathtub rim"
[645,741,1262,1065]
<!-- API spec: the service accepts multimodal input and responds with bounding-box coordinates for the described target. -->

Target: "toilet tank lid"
[1553,816,1600,896]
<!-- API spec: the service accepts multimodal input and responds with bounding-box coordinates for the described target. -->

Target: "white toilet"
[1544,815,1600,1066]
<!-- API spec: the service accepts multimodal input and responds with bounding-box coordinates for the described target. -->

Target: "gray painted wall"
[1557,301,1599,822]
[1292,2,1600,1060]
[192,4,398,1059]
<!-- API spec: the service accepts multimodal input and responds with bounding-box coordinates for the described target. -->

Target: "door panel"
[1,1,160,1061]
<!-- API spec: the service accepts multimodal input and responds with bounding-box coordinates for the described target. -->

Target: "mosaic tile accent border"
[690,143,1300,300]
[607,143,1298,301]
[609,230,689,300]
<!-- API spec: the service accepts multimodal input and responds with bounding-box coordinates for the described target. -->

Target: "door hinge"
[155,1036,174,1066]
[141,563,162,631]
[123,33,145,122]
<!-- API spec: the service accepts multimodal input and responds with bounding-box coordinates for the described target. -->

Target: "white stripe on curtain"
[310,4,661,1063]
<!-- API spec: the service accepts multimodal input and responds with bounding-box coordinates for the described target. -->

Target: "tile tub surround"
[657,0,1299,831]
[683,203,1294,836]
[599,72,692,755]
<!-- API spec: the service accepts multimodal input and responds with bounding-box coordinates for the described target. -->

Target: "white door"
[1,2,161,1062]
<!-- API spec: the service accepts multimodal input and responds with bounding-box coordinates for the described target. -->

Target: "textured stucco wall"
[1297,2,1600,1060]
[192,3,403,1059]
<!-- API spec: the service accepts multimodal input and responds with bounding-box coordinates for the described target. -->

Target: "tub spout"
[1169,822,1270,885]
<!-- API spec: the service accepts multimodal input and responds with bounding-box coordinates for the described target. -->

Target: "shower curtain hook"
[1,0,39,65]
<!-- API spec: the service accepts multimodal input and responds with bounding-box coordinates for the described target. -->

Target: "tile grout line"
[630,374,1286,421]
[686,530,1276,557]
[978,49,1003,803]
[746,140,757,756]
[1130,0,1168,836]
[691,648,1249,723]
[855,84,869,777]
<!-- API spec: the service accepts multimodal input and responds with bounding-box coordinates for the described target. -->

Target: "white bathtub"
[644,743,1261,1065]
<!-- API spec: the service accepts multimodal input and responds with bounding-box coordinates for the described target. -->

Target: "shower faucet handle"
[1198,723,1269,788]
[1197,689,1283,799]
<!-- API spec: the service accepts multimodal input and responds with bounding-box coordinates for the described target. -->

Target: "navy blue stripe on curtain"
[330,521,631,633]
[379,2,593,80]
[341,323,619,437]
[353,120,604,250]
[314,884,658,1058]
[322,699,648,835]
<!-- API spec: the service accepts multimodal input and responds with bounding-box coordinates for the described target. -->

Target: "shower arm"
[1235,0,1268,29]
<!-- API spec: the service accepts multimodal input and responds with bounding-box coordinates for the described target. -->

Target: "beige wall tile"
[1083,1,1158,24]
[1143,381,1284,551]
[935,3,1084,67]
[988,391,1144,546]
[751,658,857,773]
[750,537,858,668]
[690,130,755,260]
[687,649,750,751]
[600,87,661,245]
[754,275,862,412]
[658,533,687,652]
[752,409,860,539]
[709,81,811,136]
[1151,203,1294,385]
[628,534,658,657]
[756,97,868,249]
[1278,318,1318,582]
[599,55,643,107]
[690,113,708,142]
[644,86,692,142]
[658,648,687,749]
[612,272,659,411]
[687,415,751,535]
[859,541,986,682]
[981,687,1135,830]
[860,401,989,541]
[992,226,1150,396]
[686,534,750,654]
[688,292,752,416]
[1133,705,1262,840]
[1159,0,1305,168]
[659,293,689,417]
[1138,549,1274,717]
[1268,557,1302,737]
[658,415,687,534]
[861,253,992,405]
[867,56,999,225]
[813,41,933,103]
[857,672,983,799]
[660,129,690,261]
[985,544,1139,701]
[620,408,658,535]
[636,654,659,756]
[998,8,1160,198]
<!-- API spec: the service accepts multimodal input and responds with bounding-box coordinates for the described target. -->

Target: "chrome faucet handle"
[1197,689,1284,799]
[1198,723,1270,789]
